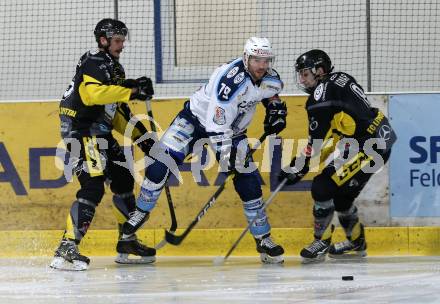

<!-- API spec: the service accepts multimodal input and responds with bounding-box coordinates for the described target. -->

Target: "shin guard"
[112,192,136,238]
[313,199,335,240]
[63,198,96,243]
[337,205,359,239]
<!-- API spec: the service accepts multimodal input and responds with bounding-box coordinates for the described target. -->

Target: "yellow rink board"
[2,227,440,257]
[0,97,314,231]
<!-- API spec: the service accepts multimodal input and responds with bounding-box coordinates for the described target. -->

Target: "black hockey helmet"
[94,18,128,46]
[294,49,333,94]
[294,49,333,74]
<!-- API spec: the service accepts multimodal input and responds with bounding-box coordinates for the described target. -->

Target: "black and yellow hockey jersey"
[305,72,395,163]
[59,49,146,139]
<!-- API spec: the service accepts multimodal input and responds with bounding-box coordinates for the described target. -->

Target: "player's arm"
[79,58,152,106]
[79,73,133,106]
[278,105,333,184]
[260,70,287,135]
[262,95,287,135]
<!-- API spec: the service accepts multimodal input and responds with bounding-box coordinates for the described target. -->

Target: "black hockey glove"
[122,78,138,88]
[264,99,287,135]
[278,154,310,185]
[128,77,154,101]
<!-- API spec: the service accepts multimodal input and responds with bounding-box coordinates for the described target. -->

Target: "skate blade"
[301,254,327,264]
[49,257,89,271]
[115,253,156,264]
[329,250,367,259]
[260,253,284,264]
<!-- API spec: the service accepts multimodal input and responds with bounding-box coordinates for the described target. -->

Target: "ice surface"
[0,256,439,303]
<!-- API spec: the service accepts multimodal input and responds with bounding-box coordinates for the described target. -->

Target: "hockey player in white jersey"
[118,37,287,264]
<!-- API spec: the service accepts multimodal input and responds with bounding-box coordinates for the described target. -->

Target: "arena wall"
[1,94,439,256]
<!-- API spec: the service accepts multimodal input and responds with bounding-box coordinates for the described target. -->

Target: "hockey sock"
[313,199,335,239]
[137,176,167,212]
[243,197,270,237]
[112,192,136,237]
[64,198,96,243]
[337,205,359,239]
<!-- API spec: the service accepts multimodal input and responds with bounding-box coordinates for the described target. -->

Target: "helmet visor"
[106,27,128,39]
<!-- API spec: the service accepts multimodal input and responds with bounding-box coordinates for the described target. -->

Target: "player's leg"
[328,149,391,258]
[300,171,337,263]
[329,197,367,258]
[234,172,285,264]
[231,136,284,264]
[50,136,105,271]
[120,108,197,241]
[107,137,156,263]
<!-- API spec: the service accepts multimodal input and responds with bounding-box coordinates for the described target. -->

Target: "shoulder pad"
[216,59,249,102]
[260,68,283,94]
[89,48,100,55]
[265,68,281,80]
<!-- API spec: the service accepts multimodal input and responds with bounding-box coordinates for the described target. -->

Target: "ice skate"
[115,235,156,264]
[300,225,334,264]
[300,238,331,264]
[329,224,367,259]
[255,234,284,264]
[50,238,90,271]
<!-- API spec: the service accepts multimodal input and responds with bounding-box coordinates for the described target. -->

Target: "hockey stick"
[164,133,268,246]
[144,97,178,250]
[213,178,288,266]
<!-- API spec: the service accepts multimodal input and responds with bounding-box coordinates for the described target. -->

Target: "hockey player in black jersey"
[279,49,396,263]
[50,18,156,271]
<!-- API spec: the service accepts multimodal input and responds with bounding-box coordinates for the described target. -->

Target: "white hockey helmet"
[243,37,274,71]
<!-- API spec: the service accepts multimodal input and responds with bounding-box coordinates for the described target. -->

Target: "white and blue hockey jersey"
[189,58,283,137]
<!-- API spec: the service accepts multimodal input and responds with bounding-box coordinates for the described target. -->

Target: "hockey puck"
[342,275,354,281]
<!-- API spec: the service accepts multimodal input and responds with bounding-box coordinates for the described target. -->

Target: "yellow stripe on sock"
[64,214,76,240]
[351,222,361,240]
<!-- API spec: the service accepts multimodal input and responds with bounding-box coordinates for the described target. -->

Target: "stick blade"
[164,229,183,245]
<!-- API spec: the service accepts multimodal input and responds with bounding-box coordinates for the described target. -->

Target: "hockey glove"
[264,99,287,135]
[129,77,154,101]
[278,154,310,185]
[122,78,138,88]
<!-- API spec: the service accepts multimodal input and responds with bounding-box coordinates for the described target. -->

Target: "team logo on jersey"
[238,99,259,114]
[234,72,245,84]
[349,178,359,187]
[309,119,319,131]
[227,66,239,78]
[314,83,324,100]
[213,106,226,125]
[378,124,392,141]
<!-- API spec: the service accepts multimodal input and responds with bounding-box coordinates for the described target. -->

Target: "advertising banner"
[0,97,314,230]
[389,94,440,216]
